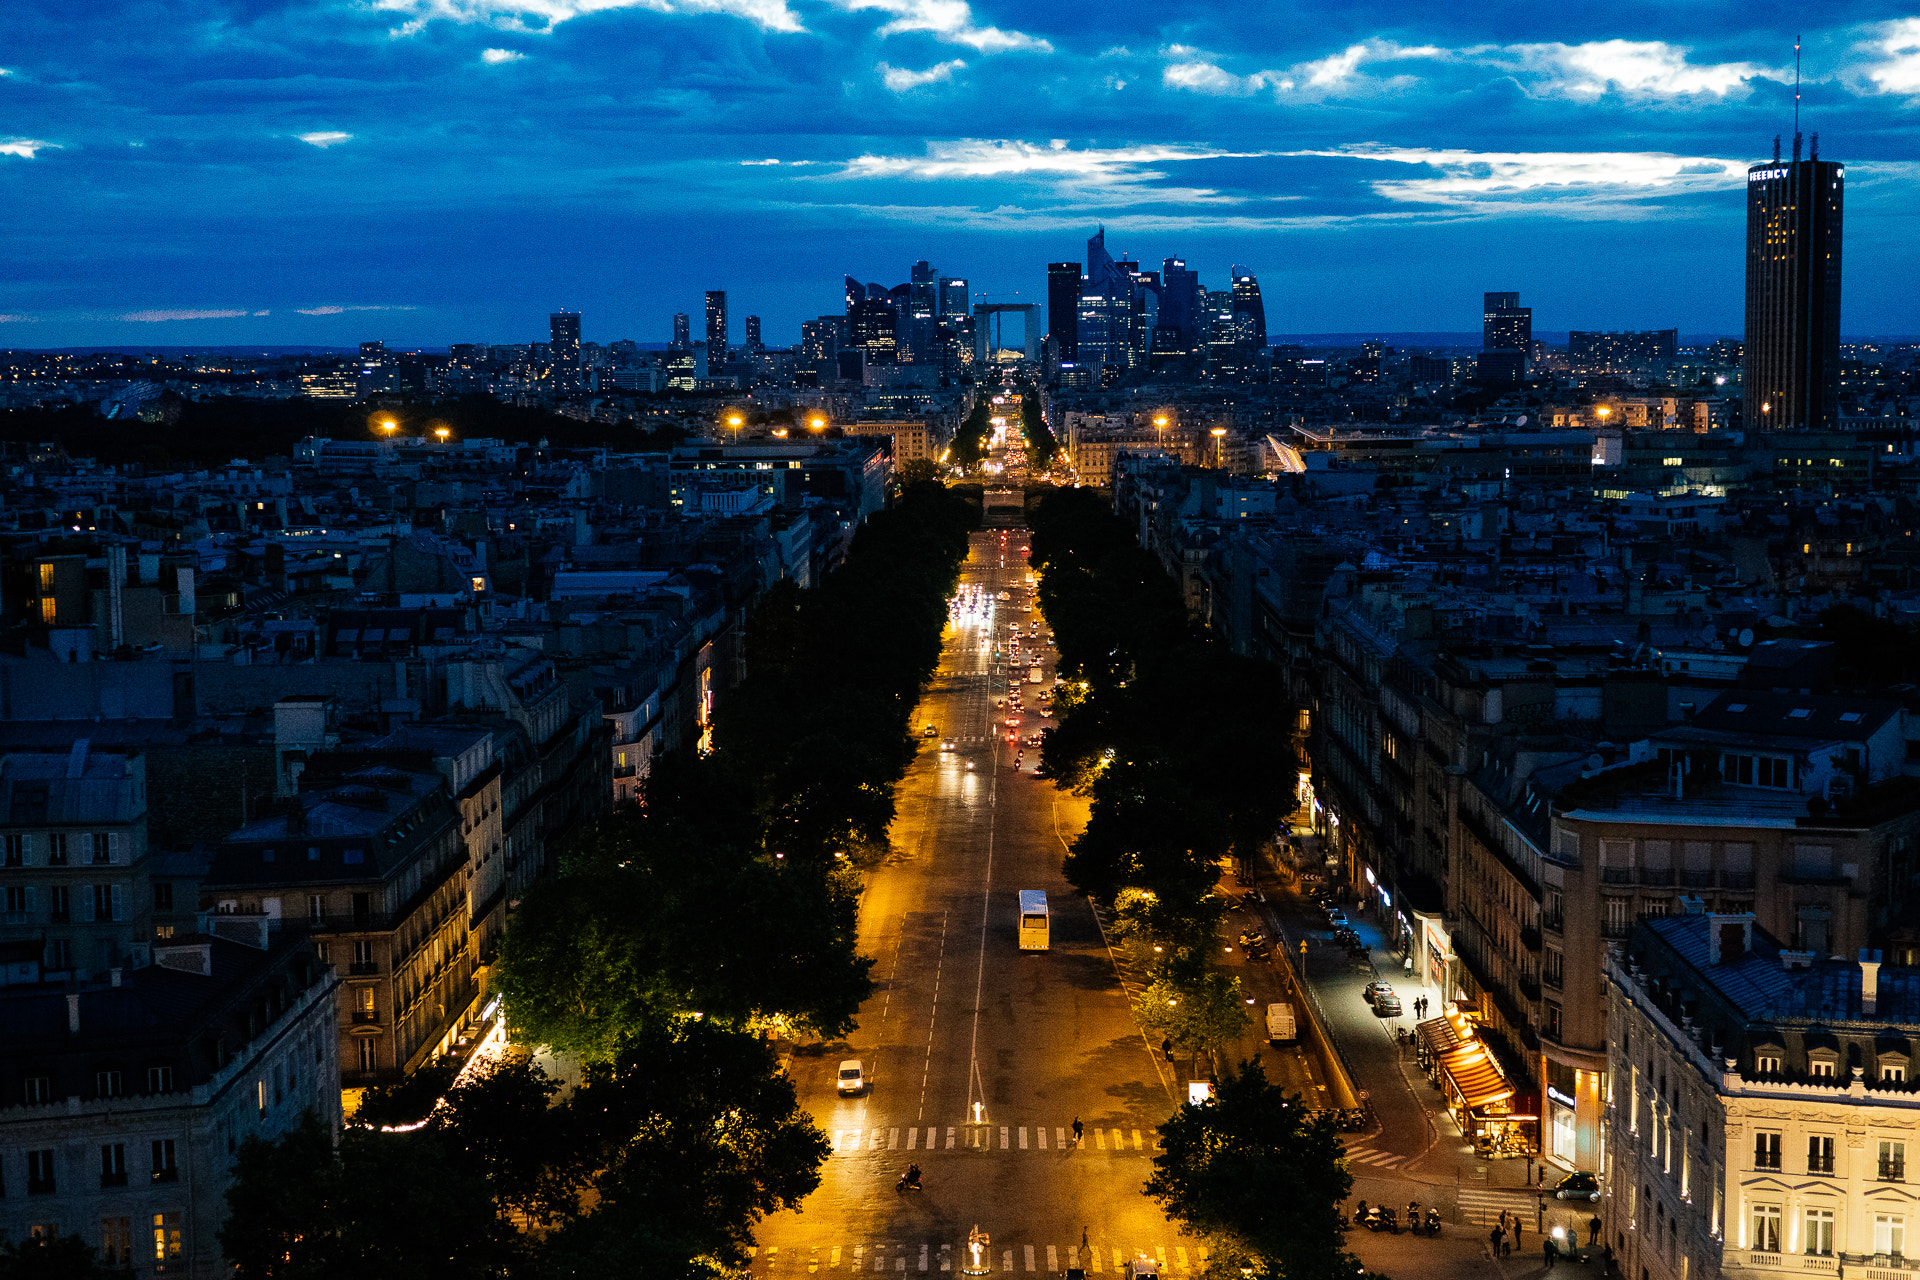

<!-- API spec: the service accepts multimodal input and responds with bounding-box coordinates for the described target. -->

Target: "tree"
[433,1052,590,1228]
[1146,1061,1361,1280]
[898,457,942,486]
[1131,953,1249,1072]
[0,1235,110,1280]
[543,1022,831,1277]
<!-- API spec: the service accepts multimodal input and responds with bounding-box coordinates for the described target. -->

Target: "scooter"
[1407,1203,1421,1235]
[896,1165,923,1192]
[1424,1209,1442,1236]
[1378,1206,1398,1233]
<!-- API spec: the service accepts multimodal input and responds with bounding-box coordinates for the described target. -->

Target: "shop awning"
[1416,1016,1465,1056]
[1435,1044,1515,1110]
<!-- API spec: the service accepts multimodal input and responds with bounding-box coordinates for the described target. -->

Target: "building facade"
[1744,145,1844,431]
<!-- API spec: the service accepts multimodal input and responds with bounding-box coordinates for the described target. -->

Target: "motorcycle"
[1424,1209,1442,1236]
[896,1165,923,1193]
[1406,1204,1421,1235]
[1378,1207,1398,1233]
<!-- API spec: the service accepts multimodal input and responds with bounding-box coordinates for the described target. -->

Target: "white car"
[837,1059,866,1095]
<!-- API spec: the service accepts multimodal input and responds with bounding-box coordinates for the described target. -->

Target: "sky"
[2,1,1917,350]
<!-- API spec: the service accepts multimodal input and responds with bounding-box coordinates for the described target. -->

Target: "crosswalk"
[1456,1186,1539,1225]
[748,1242,1208,1273]
[1341,1144,1407,1168]
[829,1124,1156,1155]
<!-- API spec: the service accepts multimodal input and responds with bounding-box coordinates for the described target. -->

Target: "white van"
[1265,1003,1296,1043]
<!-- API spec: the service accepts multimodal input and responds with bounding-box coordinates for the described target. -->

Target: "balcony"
[101,1171,128,1188]
[1681,870,1717,889]
[351,1011,381,1025]
[2,910,29,925]
[151,1168,179,1184]
[1601,868,1635,884]
[1723,873,1756,890]
[1795,1256,1836,1274]
[1881,1163,1907,1182]
[1520,927,1542,952]
[1543,913,1565,934]
[1602,920,1632,939]
[348,962,379,976]
[1743,1251,1781,1267]
[27,1179,55,1196]
[1639,868,1676,887]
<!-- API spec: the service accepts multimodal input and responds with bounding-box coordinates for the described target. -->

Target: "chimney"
[67,992,81,1035]
[109,967,122,988]
[1707,913,1753,965]
[1862,948,1885,1015]
[67,737,91,779]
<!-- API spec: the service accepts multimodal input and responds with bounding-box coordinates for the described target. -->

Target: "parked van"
[1265,1002,1296,1043]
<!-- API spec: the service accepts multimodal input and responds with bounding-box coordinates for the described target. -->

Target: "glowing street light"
[379,419,398,436]
[434,427,451,443]
[809,416,827,431]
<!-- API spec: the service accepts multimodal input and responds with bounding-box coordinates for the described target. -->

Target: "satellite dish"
[1515,414,1528,426]
[1738,628,1755,648]
[1586,754,1604,771]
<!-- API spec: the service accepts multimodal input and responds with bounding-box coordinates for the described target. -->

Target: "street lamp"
[1210,425,1227,468]
[809,416,827,431]
[379,419,397,436]
[727,413,744,442]
[434,427,450,443]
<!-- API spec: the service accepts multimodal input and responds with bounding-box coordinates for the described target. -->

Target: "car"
[1553,1171,1602,1202]
[940,738,956,751]
[1373,994,1402,1017]
[837,1059,866,1095]
[922,723,939,738]
[1364,980,1396,1006]
[1325,909,1350,929]
[1003,717,1020,728]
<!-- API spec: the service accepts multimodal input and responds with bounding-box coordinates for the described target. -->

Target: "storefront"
[1413,909,1451,993]
[1415,1005,1539,1158]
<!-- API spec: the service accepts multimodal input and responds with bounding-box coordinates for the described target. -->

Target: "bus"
[1018,890,1050,951]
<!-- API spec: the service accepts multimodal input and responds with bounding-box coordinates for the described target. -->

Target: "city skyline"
[2,5,1918,347]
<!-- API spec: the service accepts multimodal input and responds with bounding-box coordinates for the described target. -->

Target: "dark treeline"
[951,396,992,468]
[1013,381,1059,462]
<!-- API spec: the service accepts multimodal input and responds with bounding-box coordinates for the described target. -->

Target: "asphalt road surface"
[751,490,1204,1277]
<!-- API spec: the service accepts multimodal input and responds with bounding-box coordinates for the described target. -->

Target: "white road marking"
[889,1128,899,1150]
[1019,1126,1028,1149]
[1024,1246,1036,1272]
[1046,1246,1058,1272]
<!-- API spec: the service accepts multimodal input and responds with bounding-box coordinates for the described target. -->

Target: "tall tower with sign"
[1743,48,1843,431]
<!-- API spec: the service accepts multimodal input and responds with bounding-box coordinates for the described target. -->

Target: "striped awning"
[1417,1016,1465,1055]
[1436,1044,1515,1110]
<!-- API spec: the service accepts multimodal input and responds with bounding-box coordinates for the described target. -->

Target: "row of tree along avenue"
[219,478,979,1280]
[1027,487,1369,1280]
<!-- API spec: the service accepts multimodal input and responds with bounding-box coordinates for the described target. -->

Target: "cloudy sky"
[2,0,1916,348]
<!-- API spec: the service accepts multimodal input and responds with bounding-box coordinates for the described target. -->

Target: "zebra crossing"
[1341,1144,1408,1169]
[748,1242,1208,1273]
[828,1123,1156,1155]
[1455,1186,1539,1225]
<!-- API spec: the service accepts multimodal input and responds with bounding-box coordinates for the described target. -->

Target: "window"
[96,1070,123,1098]
[4,884,26,915]
[1545,948,1565,988]
[1811,1059,1838,1079]
[308,894,325,924]
[151,1139,177,1182]
[24,1075,50,1104]
[1545,1001,1562,1040]
[48,833,67,865]
[49,886,68,922]
[28,1149,56,1194]
[357,1038,377,1072]
[90,833,112,864]
[4,833,21,866]
[100,1143,127,1187]
[151,1213,182,1269]
[1877,1213,1908,1258]
[1756,1131,1783,1169]
[153,881,172,910]
[1809,1134,1836,1173]
[1886,1063,1908,1083]
[46,938,69,969]
[353,939,375,968]
[102,1217,135,1267]
[1882,1141,1907,1181]
[1753,1204,1782,1253]
[147,1064,173,1094]
[1755,1054,1781,1076]
[1805,1208,1835,1256]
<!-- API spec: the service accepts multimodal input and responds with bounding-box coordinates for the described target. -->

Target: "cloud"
[118,309,249,322]
[739,157,814,165]
[0,314,35,323]
[1505,40,1774,99]
[0,139,59,159]
[298,131,352,147]
[253,310,271,316]
[295,304,420,315]
[1294,145,1749,215]
[879,59,966,91]
[1864,18,1920,94]
[832,0,1050,53]
[838,138,1265,182]
[481,47,526,63]
[1163,61,1276,95]
[372,0,804,36]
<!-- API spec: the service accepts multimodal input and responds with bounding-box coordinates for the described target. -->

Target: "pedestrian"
[1082,1227,1089,1250]
[1489,1225,1504,1257]
[1072,1117,1084,1143]
[1162,1037,1174,1061]
[1511,1218,1523,1251]
[1544,1236,1557,1269]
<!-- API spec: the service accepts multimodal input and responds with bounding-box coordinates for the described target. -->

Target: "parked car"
[1364,980,1396,1006]
[1325,910,1350,930]
[1554,1171,1602,1202]
[1373,993,1402,1017]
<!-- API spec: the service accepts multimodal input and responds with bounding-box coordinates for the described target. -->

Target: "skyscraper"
[705,290,728,358]
[1159,259,1201,351]
[1076,229,1135,377]
[549,311,581,396]
[672,312,691,350]
[1230,267,1266,349]
[1744,135,1843,430]
[745,315,762,350]
[1479,292,1531,384]
[1047,262,1081,363]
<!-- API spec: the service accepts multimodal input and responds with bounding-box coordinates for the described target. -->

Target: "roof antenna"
[1792,34,1803,162]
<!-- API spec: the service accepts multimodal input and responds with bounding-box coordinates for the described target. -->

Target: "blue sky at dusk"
[2,0,1917,348]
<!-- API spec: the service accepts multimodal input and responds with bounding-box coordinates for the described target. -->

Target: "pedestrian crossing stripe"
[748,1243,1209,1273]
[1341,1146,1405,1167]
[830,1125,1154,1153]
[1456,1186,1540,1225]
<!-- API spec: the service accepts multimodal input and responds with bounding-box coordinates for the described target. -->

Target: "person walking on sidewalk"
[1544,1237,1557,1269]
[1489,1225,1504,1257]
[1588,1215,1602,1247]
[1511,1218,1523,1252]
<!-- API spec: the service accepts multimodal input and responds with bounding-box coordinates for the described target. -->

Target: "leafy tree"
[433,1052,590,1228]
[352,1060,455,1128]
[1146,1061,1361,1280]
[898,457,942,485]
[0,1235,110,1280]
[1131,954,1250,1072]
[543,1022,830,1277]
